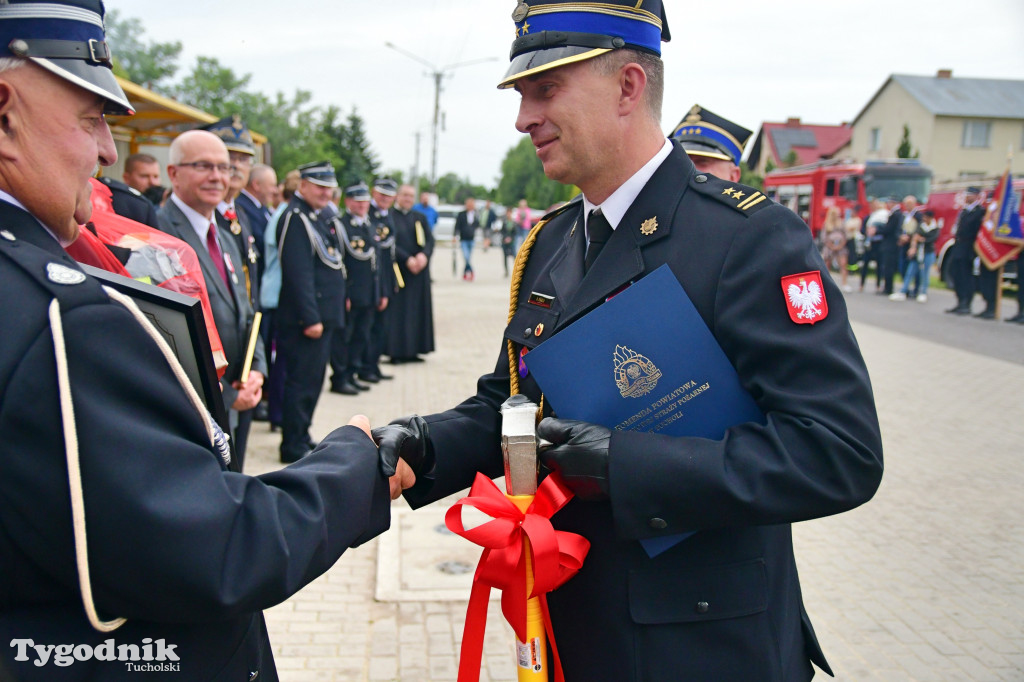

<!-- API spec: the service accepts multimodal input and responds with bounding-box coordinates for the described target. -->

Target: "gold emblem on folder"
[614,345,662,398]
[640,217,658,236]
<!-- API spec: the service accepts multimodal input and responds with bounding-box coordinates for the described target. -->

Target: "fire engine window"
[839,177,859,201]
[825,179,836,196]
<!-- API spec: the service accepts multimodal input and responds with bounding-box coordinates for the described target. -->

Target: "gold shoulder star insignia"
[732,190,745,200]
[722,188,735,197]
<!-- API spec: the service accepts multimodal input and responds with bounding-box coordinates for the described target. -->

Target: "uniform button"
[0,230,15,241]
[695,174,708,183]
[648,517,667,530]
[524,327,533,339]
[696,601,709,614]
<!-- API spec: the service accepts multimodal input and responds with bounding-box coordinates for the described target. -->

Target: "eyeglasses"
[176,161,232,175]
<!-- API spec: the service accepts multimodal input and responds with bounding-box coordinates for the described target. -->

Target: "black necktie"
[584,209,612,273]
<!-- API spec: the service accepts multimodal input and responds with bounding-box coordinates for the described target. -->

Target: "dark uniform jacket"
[276,194,346,329]
[337,212,379,308]
[404,144,883,682]
[951,203,985,255]
[217,203,261,308]
[0,200,392,680]
[157,200,267,411]
[95,176,160,229]
[235,190,271,260]
[370,206,397,301]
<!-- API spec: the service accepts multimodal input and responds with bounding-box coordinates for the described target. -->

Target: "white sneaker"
[842,284,854,293]
[889,292,907,301]
[916,294,928,302]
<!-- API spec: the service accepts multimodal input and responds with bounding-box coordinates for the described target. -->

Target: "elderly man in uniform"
[203,115,261,308]
[670,104,753,183]
[276,161,348,463]
[364,177,398,384]
[0,2,412,679]
[374,1,883,680]
[157,129,266,469]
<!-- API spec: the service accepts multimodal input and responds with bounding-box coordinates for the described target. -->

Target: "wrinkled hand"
[372,415,433,478]
[231,371,263,411]
[537,418,611,501]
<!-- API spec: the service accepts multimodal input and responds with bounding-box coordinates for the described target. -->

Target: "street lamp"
[385,41,497,191]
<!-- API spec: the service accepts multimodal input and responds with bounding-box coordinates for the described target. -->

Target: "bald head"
[167,130,230,217]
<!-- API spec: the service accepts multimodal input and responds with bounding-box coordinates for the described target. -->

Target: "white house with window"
[847,70,1024,183]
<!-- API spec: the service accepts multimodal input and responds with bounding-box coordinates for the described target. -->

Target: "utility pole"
[385,42,496,191]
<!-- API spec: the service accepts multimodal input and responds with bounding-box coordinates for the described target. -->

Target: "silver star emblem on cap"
[46,263,87,285]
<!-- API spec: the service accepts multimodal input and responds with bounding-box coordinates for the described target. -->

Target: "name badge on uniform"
[528,292,554,308]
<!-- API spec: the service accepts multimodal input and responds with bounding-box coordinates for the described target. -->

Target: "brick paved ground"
[245,246,1024,681]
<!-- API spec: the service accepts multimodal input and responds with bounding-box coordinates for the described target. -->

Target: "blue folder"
[525,264,765,556]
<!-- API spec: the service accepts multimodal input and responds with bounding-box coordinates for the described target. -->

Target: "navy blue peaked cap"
[200,115,255,156]
[0,0,133,114]
[670,104,753,166]
[499,0,670,89]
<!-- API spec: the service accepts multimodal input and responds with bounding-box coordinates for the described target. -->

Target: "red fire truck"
[763,159,933,237]
[927,178,1023,287]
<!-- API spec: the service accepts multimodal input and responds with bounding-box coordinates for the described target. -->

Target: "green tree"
[323,107,379,187]
[496,138,575,209]
[783,150,799,168]
[896,124,919,159]
[171,56,253,115]
[739,166,764,191]
[765,158,776,174]
[105,9,181,90]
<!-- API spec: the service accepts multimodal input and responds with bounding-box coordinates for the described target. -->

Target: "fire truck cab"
[763,159,932,237]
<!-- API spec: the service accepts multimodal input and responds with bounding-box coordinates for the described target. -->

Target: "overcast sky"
[108,0,1024,188]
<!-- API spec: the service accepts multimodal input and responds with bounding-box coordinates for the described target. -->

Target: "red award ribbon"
[445,472,590,682]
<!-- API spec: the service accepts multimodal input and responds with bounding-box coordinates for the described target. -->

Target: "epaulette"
[97,175,144,198]
[537,194,582,223]
[689,173,772,217]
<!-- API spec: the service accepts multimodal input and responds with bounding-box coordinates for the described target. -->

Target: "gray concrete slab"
[244,246,1024,681]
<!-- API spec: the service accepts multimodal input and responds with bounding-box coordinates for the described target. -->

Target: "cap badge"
[512,1,530,22]
[46,263,86,285]
[640,217,658,236]
[781,271,828,324]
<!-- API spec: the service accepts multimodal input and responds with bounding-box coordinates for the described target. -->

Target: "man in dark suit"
[374,1,883,680]
[387,183,435,362]
[454,196,480,280]
[879,196,917,295]
[157,129,267,470]
[946,187,986,315]
[0,3,413,678]
[236,162,277,266]
[364,177,398,383]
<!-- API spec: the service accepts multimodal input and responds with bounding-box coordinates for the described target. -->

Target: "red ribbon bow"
[445,472,590,682]
[224,208,238,222]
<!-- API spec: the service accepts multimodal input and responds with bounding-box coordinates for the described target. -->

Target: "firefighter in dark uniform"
[276,161,348,463]
[364,177,398,383]
[373,2,883,680]
[329,182,383,395]
[945,187,985,315]
[0,5,409,680]
[94,175,161,228]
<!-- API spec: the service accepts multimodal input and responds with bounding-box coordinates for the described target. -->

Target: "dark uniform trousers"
[279,324,335,458]
[402,144,883,681]
[0,201,390,680]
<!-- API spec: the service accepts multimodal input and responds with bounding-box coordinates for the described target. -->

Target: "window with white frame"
[869,127,881,152]
[961,121,991,148]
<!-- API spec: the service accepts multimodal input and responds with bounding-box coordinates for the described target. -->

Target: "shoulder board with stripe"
[689,173,772,217]
[536,195,582,224]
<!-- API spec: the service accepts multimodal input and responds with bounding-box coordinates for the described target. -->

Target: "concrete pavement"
[245,246,1024,681]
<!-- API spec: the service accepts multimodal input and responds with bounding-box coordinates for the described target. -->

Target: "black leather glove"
[371,415,433,477]
[537,418,611,501]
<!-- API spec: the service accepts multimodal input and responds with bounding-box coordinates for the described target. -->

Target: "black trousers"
[364,305,390,377]
[279,325,334,460]
[950,250,976,308]
[880,244,899,294]
[330,304,374,385]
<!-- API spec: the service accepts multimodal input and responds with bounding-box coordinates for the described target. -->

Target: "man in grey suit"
[158,130,267,470]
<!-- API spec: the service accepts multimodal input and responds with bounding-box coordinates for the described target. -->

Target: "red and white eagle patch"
[781,271,828,324]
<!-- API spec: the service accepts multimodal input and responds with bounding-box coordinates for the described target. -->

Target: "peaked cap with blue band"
[0,0,132,115]
[498,0,670,89]
[670,104,753,166]
[200,115,256,156]
[298,161,338,188]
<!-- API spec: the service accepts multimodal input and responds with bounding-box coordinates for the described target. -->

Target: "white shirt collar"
[583,138,673,238]
[170,193,219,244]
[240,188,262,209]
